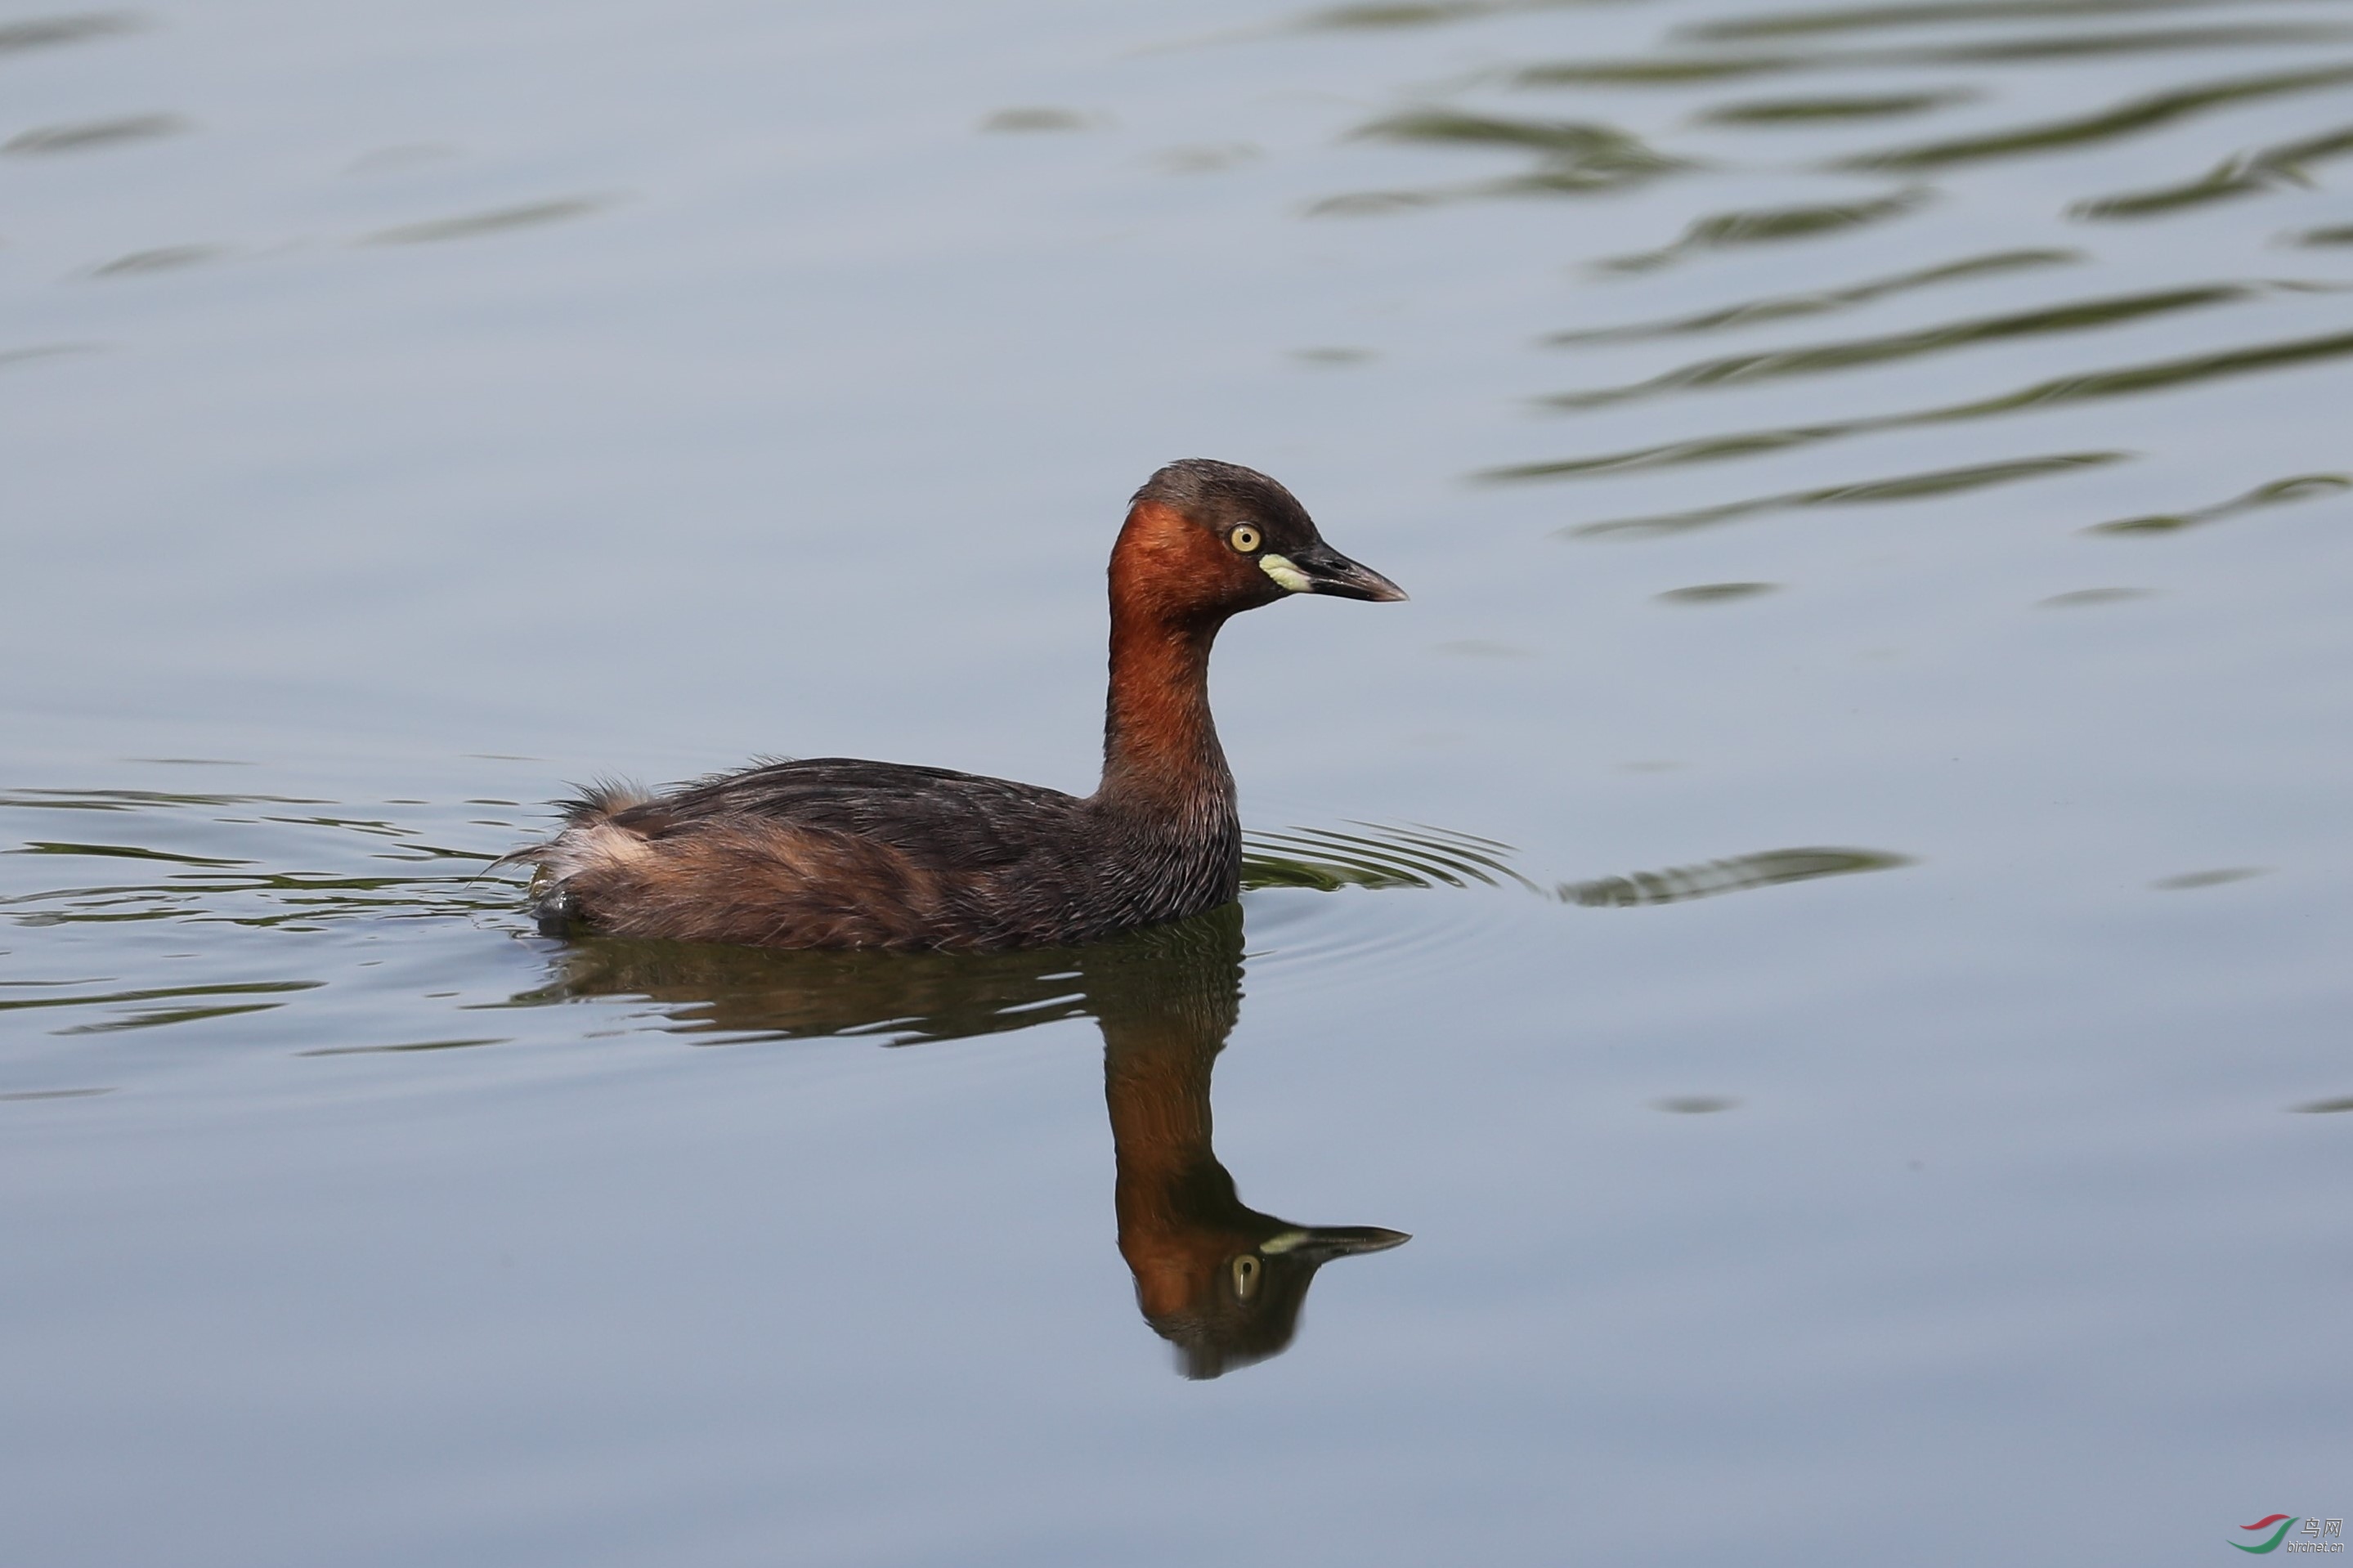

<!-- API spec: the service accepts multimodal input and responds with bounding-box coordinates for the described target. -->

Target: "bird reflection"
[522,903,1407,1378]
[1088,906,1409,1379]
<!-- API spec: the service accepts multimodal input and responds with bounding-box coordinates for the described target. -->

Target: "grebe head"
[1116,459,1407,622]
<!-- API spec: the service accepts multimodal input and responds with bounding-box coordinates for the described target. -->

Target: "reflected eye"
[1229,525,1261,553]
[1230,1255,1261,1301]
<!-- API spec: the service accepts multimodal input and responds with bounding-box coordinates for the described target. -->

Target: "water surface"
[6,0,2352,1562]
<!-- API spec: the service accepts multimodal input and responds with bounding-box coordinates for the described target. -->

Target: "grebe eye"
[1231,1255,1261,1301]
[1229,525,1262,553]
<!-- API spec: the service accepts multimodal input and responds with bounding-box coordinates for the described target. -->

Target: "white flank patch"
[541,821,655,880]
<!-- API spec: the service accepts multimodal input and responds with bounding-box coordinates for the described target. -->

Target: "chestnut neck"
[1098,612,1230,804]
[1096,519,1235,813]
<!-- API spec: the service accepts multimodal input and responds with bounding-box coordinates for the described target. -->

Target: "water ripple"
[1512,25,2353,87]
[0,12,141,56]
[1557,250,2082,344]
[1,787,1921,1047]
[2,113,186,155]
[1891,24,2353,66]
[1558,847,1913,907]
[1590,189,1927,273]
[1678,1,2292,42]
[1568,451,2129,538]
[1486,323,2353,481]
[2086,472,2352,534]
[1841,63,2353,172]
[1543,283,2284,410]
[1244,822,1542,893]
[2073,123,2353,219]
[1314,110,1688,214]
[361,197,607,247]
[1700,89,1975,125]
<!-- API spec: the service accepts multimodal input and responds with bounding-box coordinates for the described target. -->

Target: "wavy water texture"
[2,786,1921,1043]
[2,113,186,155]
[1313,110,1687,213]
[2086,473,2352,534]
[1293,0,1585,28]
[1700,89,1974,124]
[88,244,226,277]
[0,11,142,55]
[1675,0,2328,41]
[2074,123,2353,218]
[1842,64,2353,172]
[1512,25,2353,87]
[361,198,607,246]
[1548,249,2082,343]
[0,789,517,939]
[1543,283,2283,409]
[1559,848,1912,907]
[516,935,1099,1045]
[1243,822,1544,893]
[1569,453,2129,537]
[1592,189,1928,272]
[1487,324,2353,481]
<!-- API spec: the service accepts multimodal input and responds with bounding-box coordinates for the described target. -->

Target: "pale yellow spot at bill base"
[1260,553,1313,592]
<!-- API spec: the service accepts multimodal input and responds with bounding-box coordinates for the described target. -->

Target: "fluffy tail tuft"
[497,778,660,934]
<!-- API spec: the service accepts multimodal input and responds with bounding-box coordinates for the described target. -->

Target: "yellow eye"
[1230,525,1261,553]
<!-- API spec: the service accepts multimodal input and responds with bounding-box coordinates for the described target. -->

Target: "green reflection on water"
[0,979,323,1015]
[1487,325,2353,481]
[298,1037,511,1057]
[0,788,332,811]
[2,113,185,155]
[1591,190,1925,274]
[1893,24,2353,66]
[1544,250,2080,345]
[88,244,224,278]
[1701,90,1971,124]
[0,12,142,56]
[1516,26,2353,87]
[1313,110,1688,214]
[2151,867,2266,890]
[1544,284,2261,409]
[1296,0,1596,29]
[2073,124,2353,219]
[1656,581,1780,603]
[2087,473,2351,535]
[1844,63,2353,172]
[978,107,1097,132]
[11,840,250,867]
[0,343,102,370]
[1570,452,2128,539]
[362,198,606,246]
[1561,848,1912,907]
[1685,1,2341,43]
[2035,587,2150,607]
[1243,822,1541,894]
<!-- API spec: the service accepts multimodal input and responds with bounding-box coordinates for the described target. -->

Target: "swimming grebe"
[522,459,1405,951]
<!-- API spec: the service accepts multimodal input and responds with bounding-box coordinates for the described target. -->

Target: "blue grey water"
[5,0,2351,1561]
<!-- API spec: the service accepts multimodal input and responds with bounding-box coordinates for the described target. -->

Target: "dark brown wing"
[609,759,1084,869]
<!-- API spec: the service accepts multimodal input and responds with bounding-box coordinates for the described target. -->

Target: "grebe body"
[522,459,1404,951]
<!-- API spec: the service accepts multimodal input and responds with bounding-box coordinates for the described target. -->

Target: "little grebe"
[522,459,1405,951]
